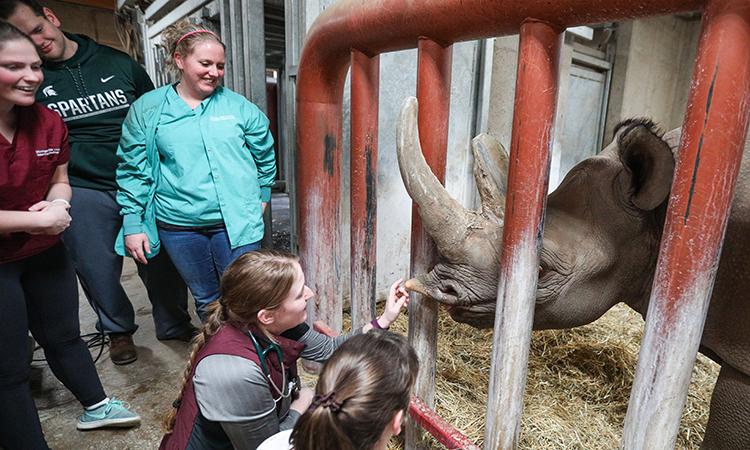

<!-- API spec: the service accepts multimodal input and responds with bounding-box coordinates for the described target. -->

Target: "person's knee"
[0,364,31,390]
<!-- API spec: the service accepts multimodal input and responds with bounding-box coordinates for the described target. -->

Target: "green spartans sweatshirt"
[36,33,154,191]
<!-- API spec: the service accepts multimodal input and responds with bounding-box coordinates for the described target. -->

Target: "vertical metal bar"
[242,0,268,111]
[219,0,233,91]
[406,37,452,450]
[136,6,153,80]
[228,0,244,93]
[284,0,302,251]
[297,66,347,335]
[484,21,562,450]
[622,1,750,448]
[350,50,380,328]
[238,0,272,248]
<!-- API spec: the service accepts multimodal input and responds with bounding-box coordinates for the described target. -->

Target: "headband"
[175,29,220,48]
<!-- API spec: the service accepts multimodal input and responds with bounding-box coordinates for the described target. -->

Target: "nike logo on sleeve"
[100,75,115,83]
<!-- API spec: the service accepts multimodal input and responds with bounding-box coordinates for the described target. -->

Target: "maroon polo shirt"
[0,103,70,263]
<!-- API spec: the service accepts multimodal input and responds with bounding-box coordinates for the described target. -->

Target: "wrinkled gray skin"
[397,97,750,449]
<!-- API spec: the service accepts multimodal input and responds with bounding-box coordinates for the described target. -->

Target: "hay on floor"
[380,302,718,449]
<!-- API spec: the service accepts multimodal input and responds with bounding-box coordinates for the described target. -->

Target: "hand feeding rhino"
[396,97,750,448]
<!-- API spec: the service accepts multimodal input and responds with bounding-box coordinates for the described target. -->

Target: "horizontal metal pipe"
[297,0,702,104]
[409,396,481,450]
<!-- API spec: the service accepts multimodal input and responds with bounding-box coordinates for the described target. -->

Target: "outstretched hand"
[378,278,410,328]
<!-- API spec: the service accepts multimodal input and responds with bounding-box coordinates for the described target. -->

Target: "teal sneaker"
[77,398,141,430]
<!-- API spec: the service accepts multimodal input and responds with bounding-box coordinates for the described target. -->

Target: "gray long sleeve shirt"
[193,326,360,450]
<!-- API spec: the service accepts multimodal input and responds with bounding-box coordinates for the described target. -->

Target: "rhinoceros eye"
[538,260,558,281]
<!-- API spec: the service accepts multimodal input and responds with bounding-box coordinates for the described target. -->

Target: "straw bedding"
[378,302,719,449]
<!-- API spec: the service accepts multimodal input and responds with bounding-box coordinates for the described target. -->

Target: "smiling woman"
[115,20,275,322]
[0,27,41,127]
[0,21,140,449]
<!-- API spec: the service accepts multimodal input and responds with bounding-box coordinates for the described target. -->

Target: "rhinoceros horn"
[471,133,508,219]
[397,97,508,265]
[397,97,470,261]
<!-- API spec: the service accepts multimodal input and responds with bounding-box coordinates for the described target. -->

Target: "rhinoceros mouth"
[444,303,497,329]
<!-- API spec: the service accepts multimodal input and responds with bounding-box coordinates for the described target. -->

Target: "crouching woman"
[159,250,409,449]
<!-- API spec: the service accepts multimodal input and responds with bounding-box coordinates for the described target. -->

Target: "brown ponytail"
[291,331,419,450]
[163,250,300,433]
[162,300,226,432]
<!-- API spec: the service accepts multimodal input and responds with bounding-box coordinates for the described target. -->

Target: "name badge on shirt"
[210,115,236,122]
[35,148,61,157]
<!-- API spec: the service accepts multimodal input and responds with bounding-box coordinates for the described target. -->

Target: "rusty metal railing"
[296,0,750,448]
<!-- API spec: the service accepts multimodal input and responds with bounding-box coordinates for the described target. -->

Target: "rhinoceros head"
[398,97,678,329]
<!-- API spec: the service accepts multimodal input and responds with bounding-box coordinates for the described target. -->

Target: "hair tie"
[175,29,220,48]
[309,391,342,413]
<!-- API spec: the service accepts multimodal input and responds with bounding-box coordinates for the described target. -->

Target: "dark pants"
[64,187,191,338]
[0,244,106,450]
[158,227,260,321]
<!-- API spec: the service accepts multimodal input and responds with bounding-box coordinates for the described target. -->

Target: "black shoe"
[158,327,199,343]
[109,333,137,365]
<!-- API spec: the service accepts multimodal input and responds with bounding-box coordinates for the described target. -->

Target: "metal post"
[237,0,272,248]
[622,1,750,448]
[406,37,452,450]
[350,49,380,328]
[484,20,562,450]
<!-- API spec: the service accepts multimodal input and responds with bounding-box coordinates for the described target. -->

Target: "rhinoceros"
[396,97,750,448]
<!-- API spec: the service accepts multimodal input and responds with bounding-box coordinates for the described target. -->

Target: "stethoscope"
[247,331,298,411]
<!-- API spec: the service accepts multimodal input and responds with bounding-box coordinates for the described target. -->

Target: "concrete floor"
[32,193,291,449]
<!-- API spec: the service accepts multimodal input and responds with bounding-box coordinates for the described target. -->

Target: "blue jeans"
[158,227,260,321]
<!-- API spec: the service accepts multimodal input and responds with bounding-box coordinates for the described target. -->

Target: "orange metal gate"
[295,1,750,448]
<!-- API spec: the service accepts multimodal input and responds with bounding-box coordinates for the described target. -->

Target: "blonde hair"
[291,331,419,450]
[161,19,224,72]
[163,250,300,433]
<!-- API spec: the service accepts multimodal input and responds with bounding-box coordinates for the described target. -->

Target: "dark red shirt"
[0,103,70,263]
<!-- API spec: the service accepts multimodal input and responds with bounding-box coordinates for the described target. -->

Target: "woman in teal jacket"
[116,20,276,321]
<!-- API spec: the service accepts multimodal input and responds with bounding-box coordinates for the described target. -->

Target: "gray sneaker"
[77,398,141,430]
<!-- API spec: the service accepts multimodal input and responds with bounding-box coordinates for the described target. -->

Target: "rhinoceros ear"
[616,118,675,211]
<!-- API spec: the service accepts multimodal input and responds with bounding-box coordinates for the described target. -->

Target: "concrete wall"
[605,15,701,138]
[488,16,701,192]
[485,33,580,191]
[46,0,123,51]
[486,35,519,150]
